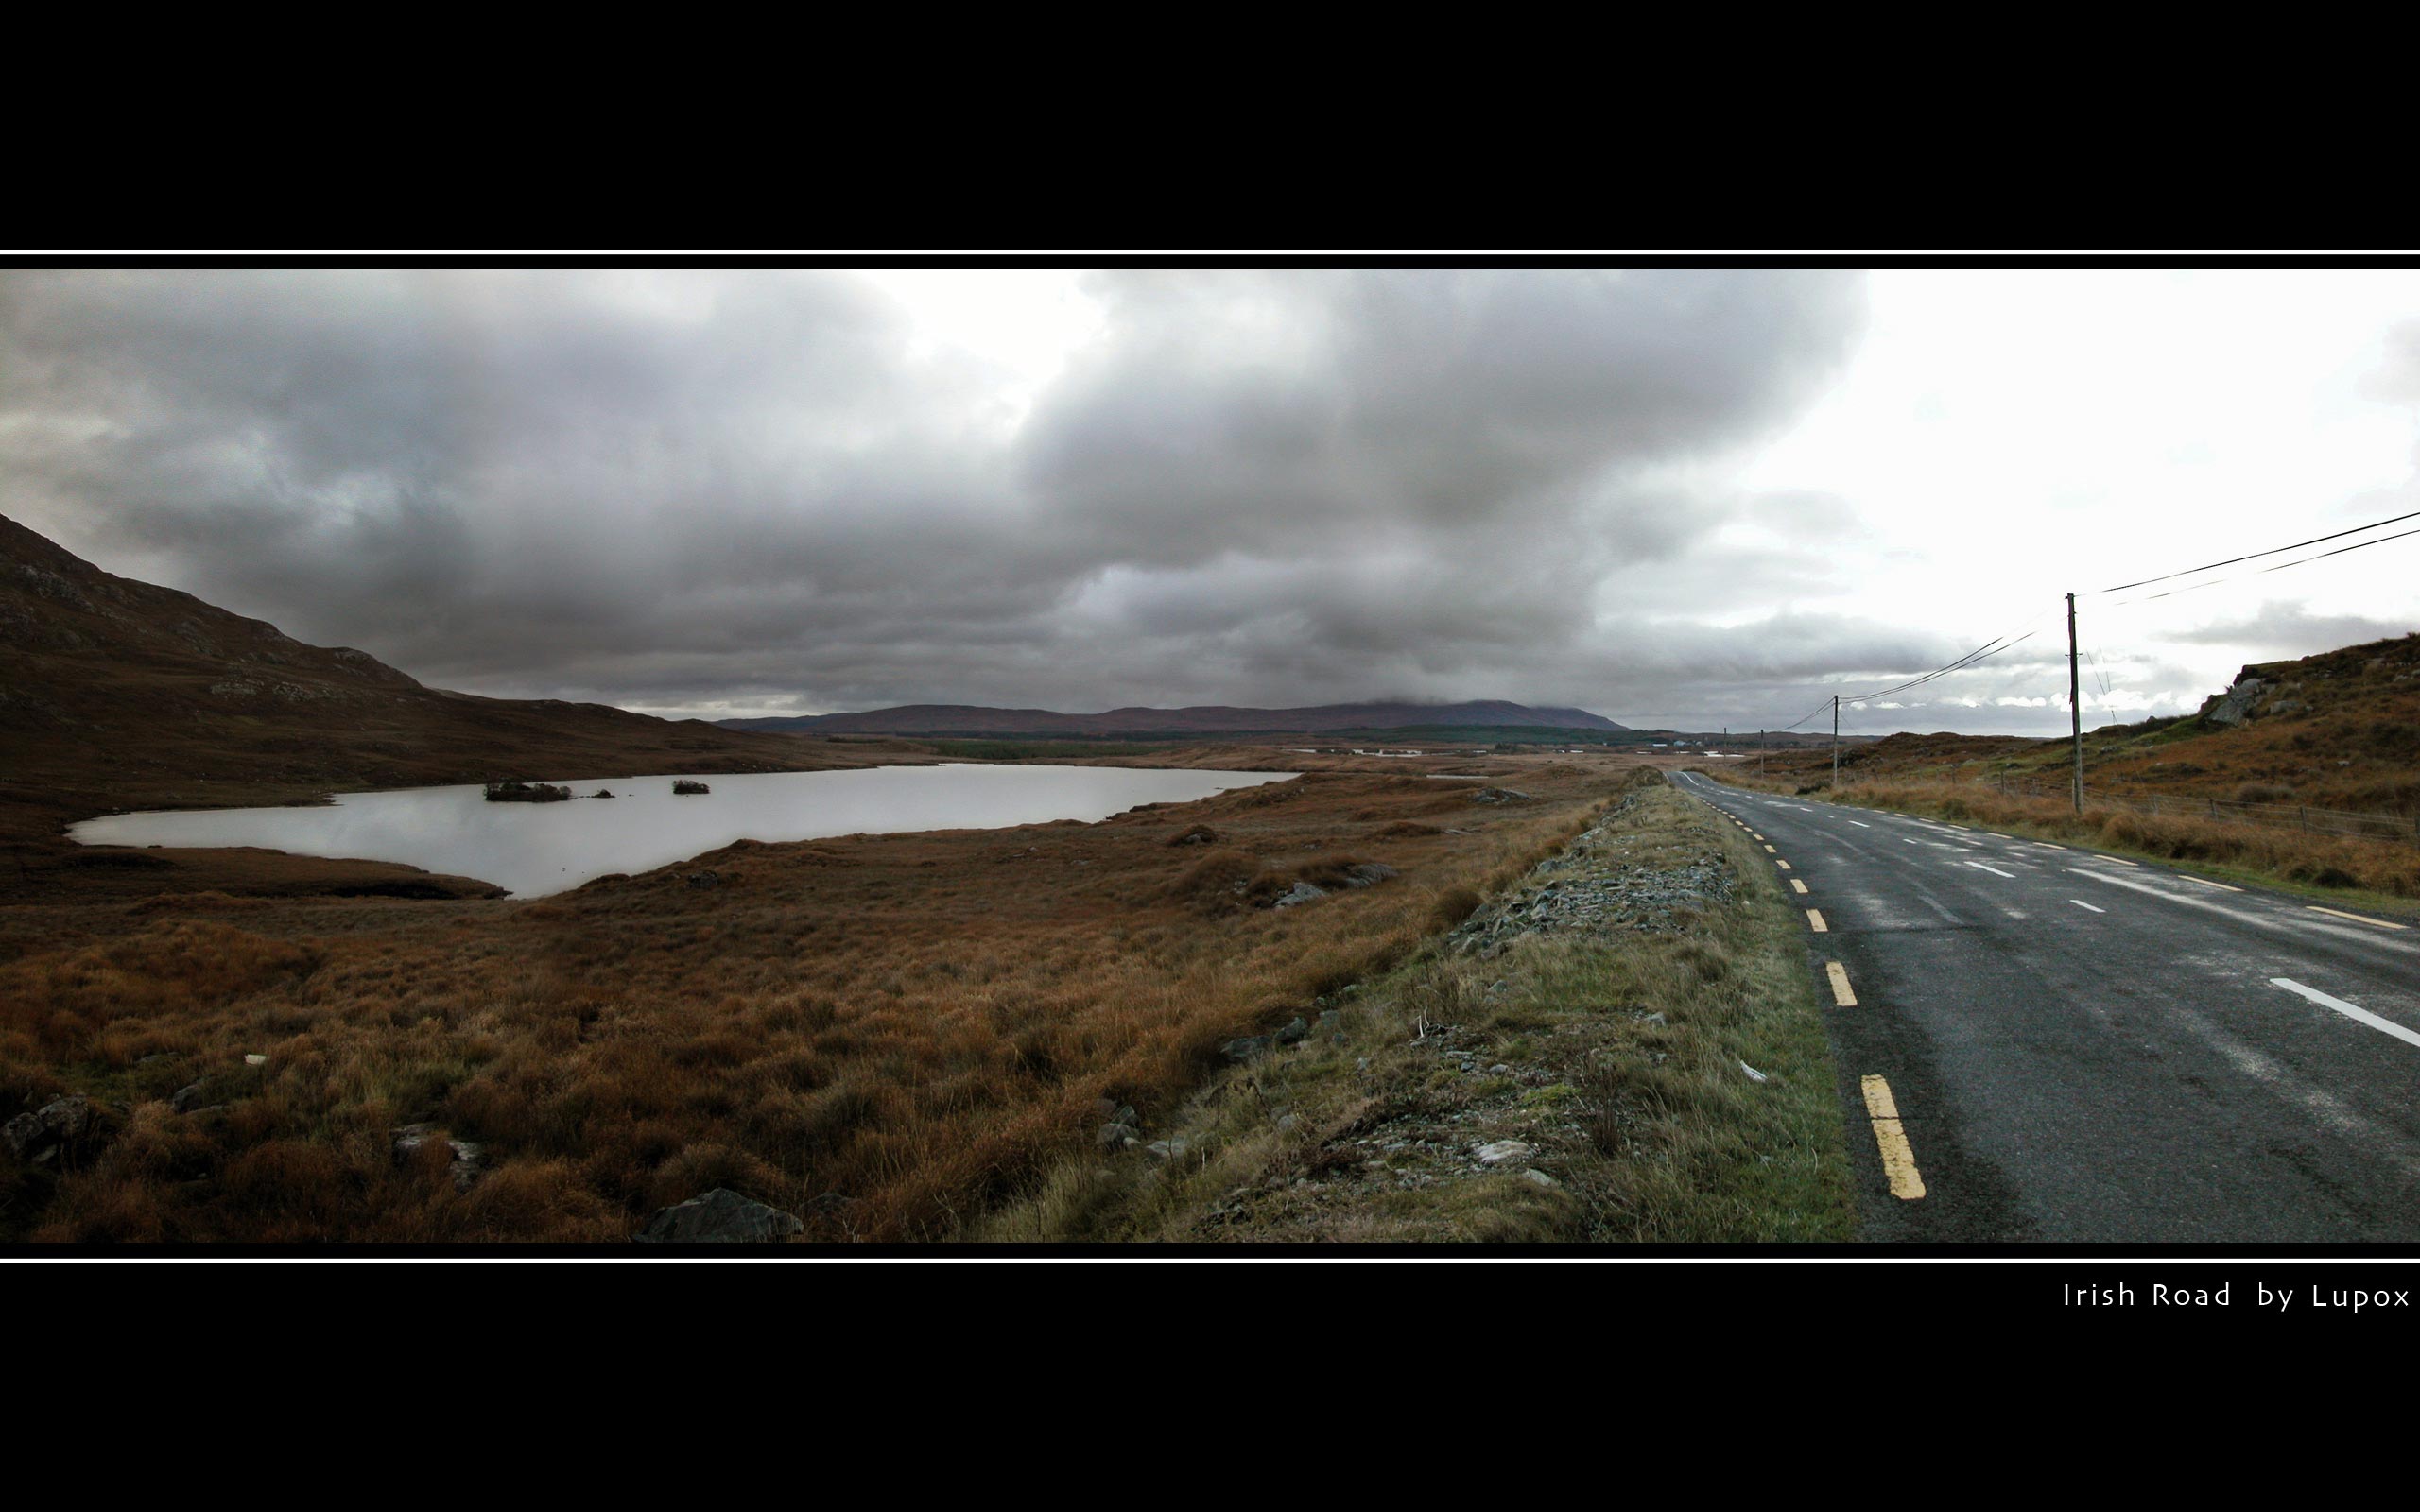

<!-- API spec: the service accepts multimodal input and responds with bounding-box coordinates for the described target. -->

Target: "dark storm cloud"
[1,267,1876,721]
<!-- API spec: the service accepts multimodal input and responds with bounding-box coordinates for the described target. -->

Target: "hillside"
[0,514,886,896]
[721,698,1627,738]
[1740,630,2420,815]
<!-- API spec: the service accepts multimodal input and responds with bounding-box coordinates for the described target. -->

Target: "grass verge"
[977,776,1856,1243]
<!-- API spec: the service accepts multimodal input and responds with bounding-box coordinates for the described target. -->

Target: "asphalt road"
[1671,770,2420,1243]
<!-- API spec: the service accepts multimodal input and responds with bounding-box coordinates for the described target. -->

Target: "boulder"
[1271,882,1327,910]
[2,1096,95,1163]
[1275,1016,1310,1044]
[1473,1139,1535,1166]
[171,1081,207,1113]
[1221,1036,1273,1063]
[1097,1122,1141,1150]
[634,1187,804,1244]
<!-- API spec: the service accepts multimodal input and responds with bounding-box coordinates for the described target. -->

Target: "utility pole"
[1830,695,1840,789]
[2067,592,2083,814]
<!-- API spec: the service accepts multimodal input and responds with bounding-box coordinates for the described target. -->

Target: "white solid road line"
[2272,978,2420,1051]
[1848,820,1871,828]
[2069,900,2106,913]
[1967,862,2015,878]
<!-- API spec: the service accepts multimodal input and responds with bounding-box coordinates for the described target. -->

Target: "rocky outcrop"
[3,1095,97,1163]
[634,1187,804,1243]
[2204,674,2267,728]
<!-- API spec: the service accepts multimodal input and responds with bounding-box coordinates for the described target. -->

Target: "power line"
[2105,521,2420,607]
[2098,507,2420,593]
[2257,522,2420,575]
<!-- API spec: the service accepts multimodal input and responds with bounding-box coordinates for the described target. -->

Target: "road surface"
[1671,770,2420,1243]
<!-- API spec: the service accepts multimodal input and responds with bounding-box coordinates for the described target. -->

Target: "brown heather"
[0,762,1625,1242]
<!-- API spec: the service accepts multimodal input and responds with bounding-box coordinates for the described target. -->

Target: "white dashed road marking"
[2272,978,2420,1051]
[2069,900,2105,913]
[1966,863,2015,879]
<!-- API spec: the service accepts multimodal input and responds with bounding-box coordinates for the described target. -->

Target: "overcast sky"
[5,266,2417,735]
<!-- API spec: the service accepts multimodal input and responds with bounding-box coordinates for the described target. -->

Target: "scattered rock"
[1222,1036,1273,1062]
[3,1096,95,1163]
[1145,1138,1192,1161]
[685,870,722,889]
[243,1054,268,1067]
[391,1124,487,1191]
[634,1187,804,1243]
[171,1081,207,1113]
[1276,1016,1310,1045]
[1098,1122,1142,1150]
[1271,881,1327,910]
[1167,824,1221,846]
[1473,1139,1535,1166]
[1335,863,1398,889]
[1521,1168,1560,1189]
[1471,787,1533,805]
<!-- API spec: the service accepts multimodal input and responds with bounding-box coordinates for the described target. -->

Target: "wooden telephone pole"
[2067,592,2083,814]
[1830,695,1841,788]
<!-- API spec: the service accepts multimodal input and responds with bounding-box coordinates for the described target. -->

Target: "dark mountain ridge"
[0,513,858,838]
[721,698,1627,738]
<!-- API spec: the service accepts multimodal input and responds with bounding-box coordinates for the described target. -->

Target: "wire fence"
[1981,777,2420,846]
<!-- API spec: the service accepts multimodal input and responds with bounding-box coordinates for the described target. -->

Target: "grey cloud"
[3,267,1902,725]
[2170,600,2418,655]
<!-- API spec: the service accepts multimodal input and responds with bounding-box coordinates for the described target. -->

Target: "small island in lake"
[484,780,575,803]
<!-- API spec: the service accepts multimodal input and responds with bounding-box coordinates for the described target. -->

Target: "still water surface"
[71,765,1295,897]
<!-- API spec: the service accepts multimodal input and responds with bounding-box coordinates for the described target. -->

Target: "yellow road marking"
[2033,843,2066,850]
[2308,906,2410,931]
[1860,1074,1900,1120]
[1752,833,1765,840]
[1825,960,1857,1005]
[1763,844,1776,853]
[1775,859,1791,870]
[2100,856,2138,867]
[1806,908,1828,932]
[1988,833,2013,840]
[2178,875,2242,892]
[1860,1074,1926,1200]
[1790,879,1808,894]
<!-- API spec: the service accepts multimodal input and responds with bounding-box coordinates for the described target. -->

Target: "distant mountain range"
[718,700,1629,738]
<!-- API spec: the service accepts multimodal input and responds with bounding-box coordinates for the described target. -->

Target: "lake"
[70,765,1297,898]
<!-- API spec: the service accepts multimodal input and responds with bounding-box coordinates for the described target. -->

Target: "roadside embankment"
[979,773,1856,1243]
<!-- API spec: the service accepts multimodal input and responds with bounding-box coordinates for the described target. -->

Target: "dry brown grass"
[1,760,1633,1242]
